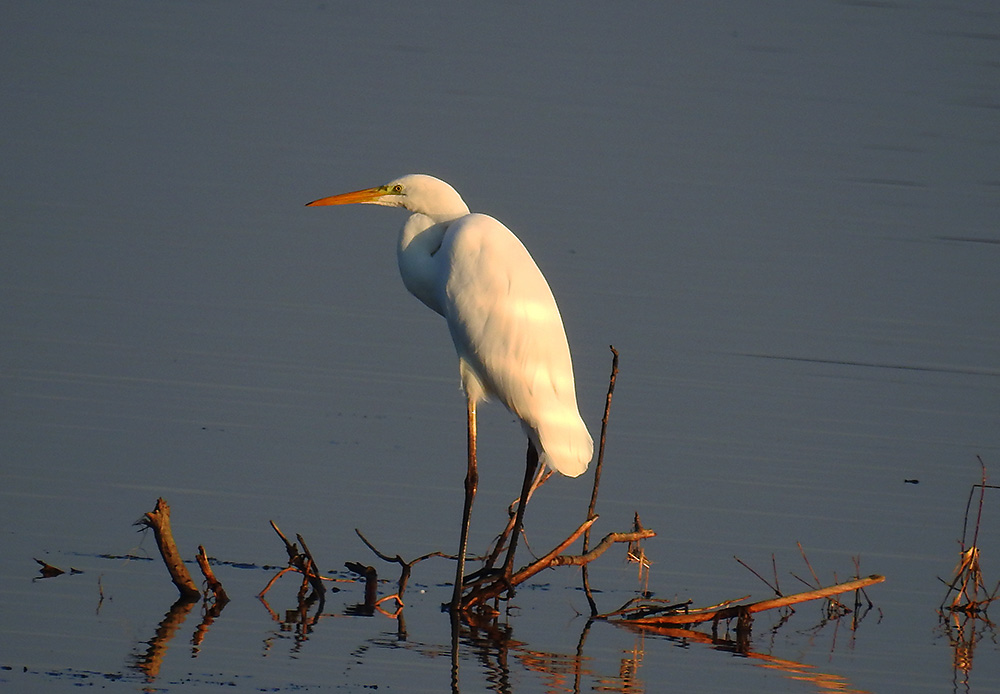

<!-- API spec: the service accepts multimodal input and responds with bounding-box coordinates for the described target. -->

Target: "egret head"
[306,174,469,222]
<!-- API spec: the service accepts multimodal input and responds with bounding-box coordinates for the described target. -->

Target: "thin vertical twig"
[797,542,821,588]
[735,555,782,597]
[582,346,620,615]
[295,533,326,604]
[961,456,988,552]
[773,554,782,596]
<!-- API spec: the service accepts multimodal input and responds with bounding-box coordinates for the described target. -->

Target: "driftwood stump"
[136,498,200,601]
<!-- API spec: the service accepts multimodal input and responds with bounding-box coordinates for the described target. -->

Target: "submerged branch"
[608,574,886,627]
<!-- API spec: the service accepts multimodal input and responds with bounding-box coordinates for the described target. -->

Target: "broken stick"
[136,498,200,601]
[196,545,229,606]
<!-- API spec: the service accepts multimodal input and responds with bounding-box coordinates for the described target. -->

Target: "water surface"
[2,1,998,692]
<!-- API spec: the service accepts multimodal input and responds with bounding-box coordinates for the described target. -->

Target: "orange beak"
[305,186,385,207]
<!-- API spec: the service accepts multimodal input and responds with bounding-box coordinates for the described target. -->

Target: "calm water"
[2,1,998,692]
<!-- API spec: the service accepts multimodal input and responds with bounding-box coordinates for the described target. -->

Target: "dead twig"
[258,521,343,625]
[355,528,446,608]
[259,521,340,599]
[607,574,886,627]
[625,513,652,595]
[582,346,619,614]
[462,517,598,606]
[462,518,655,607]
[960,457,990,553]
[295,533,326,601]
[794,541,822,589]
[939,458,998,616]
[600,596,696,621]
[196,546,229,607]
[257,566,298,598]
[735,553,782,598]
[549,527,657,570]
[135,498,200,601]
[789,543,850,617]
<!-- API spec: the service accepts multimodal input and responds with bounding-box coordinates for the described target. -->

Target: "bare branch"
[355,528,446,601]
[609,574,886,627]
[549,528,656,569]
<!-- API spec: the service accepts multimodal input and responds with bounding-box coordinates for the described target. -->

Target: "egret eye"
[392,184,403,194]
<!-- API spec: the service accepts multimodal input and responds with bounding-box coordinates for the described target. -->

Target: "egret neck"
[396,214,450,316]
[396,190,468,316]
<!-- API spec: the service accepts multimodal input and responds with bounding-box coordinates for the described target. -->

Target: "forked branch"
[355,528,447,607]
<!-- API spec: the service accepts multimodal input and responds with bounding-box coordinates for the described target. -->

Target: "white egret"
[306,174,593,609]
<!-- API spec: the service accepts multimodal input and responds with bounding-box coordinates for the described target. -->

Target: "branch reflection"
[131,596,198,683]
[441,606,875,694]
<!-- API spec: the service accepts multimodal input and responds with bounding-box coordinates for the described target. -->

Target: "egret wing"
[439,214,592,476]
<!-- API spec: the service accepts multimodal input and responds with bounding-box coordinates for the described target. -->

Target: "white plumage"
[440,211,592,476]
[306,173,592,607]
[310,173,592,476]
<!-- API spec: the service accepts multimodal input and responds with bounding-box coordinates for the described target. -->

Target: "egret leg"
[499,441,540,585]
[451,398,478,610]
[481,463,550,573]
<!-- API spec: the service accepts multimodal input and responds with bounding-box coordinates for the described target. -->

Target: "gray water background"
[1,1,998,692]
